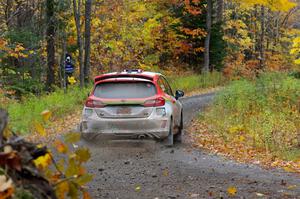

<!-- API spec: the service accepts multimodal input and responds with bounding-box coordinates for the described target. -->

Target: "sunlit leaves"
[33,153,52,169]
[8,110,93,198]
[290,36,300,65]
[68,76,77,85]
[234,0,296,11]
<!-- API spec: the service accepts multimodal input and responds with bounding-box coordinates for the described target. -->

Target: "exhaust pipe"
[138,135,146,139]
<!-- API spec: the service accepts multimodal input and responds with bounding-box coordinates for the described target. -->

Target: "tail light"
[144,97,165,107]
[85,99,105,108]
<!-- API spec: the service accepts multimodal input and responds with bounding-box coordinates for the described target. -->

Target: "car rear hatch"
[88,80,161,119]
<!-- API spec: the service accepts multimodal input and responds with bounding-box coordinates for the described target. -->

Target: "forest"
[1,0,300,198]
[0,0,299,94]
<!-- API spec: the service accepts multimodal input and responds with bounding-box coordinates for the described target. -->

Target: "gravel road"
[81,93,300,199]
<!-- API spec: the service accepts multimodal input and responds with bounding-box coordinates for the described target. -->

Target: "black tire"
[174,113,183,143]
[165,118,174,147]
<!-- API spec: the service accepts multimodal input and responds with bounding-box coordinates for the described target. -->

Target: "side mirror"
[175,90,184,100]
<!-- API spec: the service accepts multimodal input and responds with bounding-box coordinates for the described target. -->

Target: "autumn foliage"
[0,109,92,199]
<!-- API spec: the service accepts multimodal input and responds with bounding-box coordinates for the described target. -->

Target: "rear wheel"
[174,113,183,143]
[165,118,174,147]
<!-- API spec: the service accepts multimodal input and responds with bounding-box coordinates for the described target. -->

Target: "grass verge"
[168,71,227,93]
[193,72,300,172]
[2,86,91,134]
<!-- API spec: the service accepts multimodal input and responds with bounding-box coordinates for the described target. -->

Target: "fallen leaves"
[227,186,237,196]
[135,186,141,192]
[189,121,300,174]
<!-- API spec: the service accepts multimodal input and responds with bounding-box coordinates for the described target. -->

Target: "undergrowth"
[169,71,226,92]
[202,72,300,160]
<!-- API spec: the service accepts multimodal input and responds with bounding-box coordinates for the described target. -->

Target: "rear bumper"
[81,109,170,139]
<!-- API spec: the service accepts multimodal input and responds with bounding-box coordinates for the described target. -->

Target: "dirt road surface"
[81,93,300,199]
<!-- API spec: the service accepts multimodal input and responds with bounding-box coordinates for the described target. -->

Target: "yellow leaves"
[294,59,300,65]
[14,44,25,52]
[235,0,296,12]
[290,36,300,65]
[162,169,169,177]
[33,153,52,169]
[41,110,52,122]
[228,125,244,134]
[34,122,46,136]
[55,181,69,199]
[227,186,237,196]
[283,166,297,173]
[68,76,76,85]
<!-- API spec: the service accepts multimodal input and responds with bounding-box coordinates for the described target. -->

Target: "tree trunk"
[73,0,84,88]
[84,0,92,85]
[0,109,8,145]
[46,0,56,90]
[259,5,265,69]
[203,0,212,72]
[216,0,223,22]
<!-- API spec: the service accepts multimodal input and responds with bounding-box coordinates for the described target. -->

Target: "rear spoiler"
[94,74,153,83]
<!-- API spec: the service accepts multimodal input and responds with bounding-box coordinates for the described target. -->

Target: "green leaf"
[75,174,93,186]
[75,148,91,163]
[68,182,78,199]
[64,133,81,143]
[65,158,79,178]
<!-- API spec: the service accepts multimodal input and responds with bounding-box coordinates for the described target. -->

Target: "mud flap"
[165,119,174,147]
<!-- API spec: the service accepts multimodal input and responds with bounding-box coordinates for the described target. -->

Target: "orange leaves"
[227,186,237,196]
[180,28,206,38]
[54,140,68,154]
[191,120,300,175]
[184,0,202,15]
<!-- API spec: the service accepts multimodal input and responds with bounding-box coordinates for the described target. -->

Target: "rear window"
[94,81,157,99]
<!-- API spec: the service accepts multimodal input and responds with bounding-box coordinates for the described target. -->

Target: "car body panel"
[80,70,183,139]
